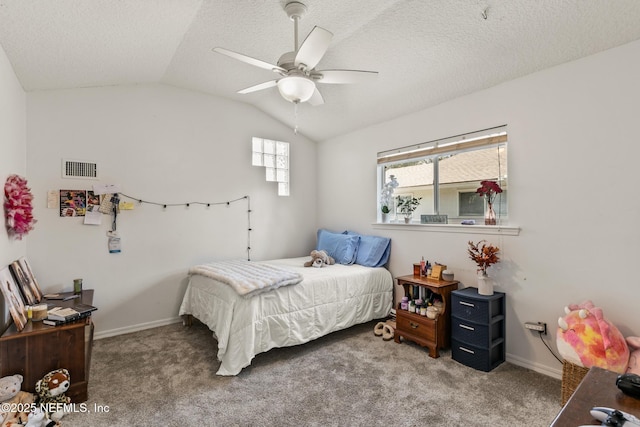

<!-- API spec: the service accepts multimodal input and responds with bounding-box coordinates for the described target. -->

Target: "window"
[252,137,289,196]
[377,126,508,224]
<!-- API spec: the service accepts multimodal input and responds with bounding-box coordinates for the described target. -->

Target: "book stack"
[43,303,97,326]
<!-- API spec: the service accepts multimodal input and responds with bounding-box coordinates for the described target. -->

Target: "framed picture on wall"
[10,257,43,304]
[0,266,28,331]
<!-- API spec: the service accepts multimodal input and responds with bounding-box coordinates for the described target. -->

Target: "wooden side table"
[0,290,95,402]
[394,275,458,358]
[550,366,640,426]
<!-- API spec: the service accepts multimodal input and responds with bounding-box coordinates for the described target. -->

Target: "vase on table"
[404,215,411,224]
[477,272,494,296]
[485,201,496,225]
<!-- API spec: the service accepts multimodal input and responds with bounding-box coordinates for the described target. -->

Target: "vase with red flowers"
[476,180,502,225]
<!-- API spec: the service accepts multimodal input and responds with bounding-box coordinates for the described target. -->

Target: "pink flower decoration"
[4,174,36,240]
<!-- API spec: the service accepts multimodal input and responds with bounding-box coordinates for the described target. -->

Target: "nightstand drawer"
[396,311,436,342]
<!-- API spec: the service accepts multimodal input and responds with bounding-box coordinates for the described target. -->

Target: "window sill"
[371,222,520,236]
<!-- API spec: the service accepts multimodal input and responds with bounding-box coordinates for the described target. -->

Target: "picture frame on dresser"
[9,257,43,305]
[0,266,28,331]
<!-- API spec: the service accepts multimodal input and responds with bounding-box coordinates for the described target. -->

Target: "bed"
[179,231,393,376]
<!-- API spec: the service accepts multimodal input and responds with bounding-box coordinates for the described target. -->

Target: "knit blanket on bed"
[189,260,303,298]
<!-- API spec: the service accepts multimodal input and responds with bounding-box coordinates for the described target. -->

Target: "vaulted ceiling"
[1,0,640,142]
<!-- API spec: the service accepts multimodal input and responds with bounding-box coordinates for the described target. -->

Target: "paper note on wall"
[47,190,59,209]
[84,206,102,225]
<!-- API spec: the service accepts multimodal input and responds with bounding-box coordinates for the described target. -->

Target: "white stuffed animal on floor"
[24,405,56,427]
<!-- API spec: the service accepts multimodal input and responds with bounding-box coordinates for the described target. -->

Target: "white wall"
[0,43,26,331]
[26,84,317,337]
[317,39,640,378]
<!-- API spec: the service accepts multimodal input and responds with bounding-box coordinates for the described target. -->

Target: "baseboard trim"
[94,316,183,340]
[506,352,562,379]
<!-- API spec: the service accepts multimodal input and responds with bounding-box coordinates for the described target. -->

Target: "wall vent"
[62,159,98,179]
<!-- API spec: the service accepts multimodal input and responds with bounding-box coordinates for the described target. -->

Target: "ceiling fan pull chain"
[293,102,299,134]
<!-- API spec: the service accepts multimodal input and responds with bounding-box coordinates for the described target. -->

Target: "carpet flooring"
[62,320,562,426]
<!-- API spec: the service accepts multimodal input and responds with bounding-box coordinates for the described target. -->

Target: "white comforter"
[179,257,393,375]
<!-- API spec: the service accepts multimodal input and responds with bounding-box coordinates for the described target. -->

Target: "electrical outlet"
[524,321,547,335]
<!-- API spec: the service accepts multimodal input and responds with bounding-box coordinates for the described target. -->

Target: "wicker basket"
[561,360,589,405]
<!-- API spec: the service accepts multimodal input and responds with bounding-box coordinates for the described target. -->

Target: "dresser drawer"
[451,338,505,372]
[451,315,503,347]
[396,310,436,342]
[451,288,504,323]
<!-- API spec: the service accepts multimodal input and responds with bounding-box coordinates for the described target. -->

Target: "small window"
[377,126,508,224]
[252,137,289,196]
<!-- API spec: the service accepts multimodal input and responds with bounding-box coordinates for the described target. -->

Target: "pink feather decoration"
[4,174,36,240]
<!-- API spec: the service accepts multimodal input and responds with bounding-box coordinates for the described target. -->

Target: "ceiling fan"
[212,1,378,105]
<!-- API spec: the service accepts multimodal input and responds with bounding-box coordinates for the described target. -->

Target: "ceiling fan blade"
[294,26,333,70]
[213,47,286,74]
[315,69,379,84]
[238,80,278,94]
[307,88,324,106]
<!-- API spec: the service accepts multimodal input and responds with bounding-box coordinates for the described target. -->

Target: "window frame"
[377,126,509,226]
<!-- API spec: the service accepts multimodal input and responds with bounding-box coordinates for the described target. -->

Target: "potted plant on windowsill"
[380,175,399,223]
[396,196,422,223]
[380,205,390,222]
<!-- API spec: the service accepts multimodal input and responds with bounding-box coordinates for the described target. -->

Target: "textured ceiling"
[1,0,640,141]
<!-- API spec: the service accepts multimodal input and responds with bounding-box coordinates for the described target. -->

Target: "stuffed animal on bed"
[303,250,335,268]
[556,300,629,373]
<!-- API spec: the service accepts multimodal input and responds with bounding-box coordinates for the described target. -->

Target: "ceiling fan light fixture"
[277,75,315,103]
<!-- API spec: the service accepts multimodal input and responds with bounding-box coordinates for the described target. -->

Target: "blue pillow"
[316,229,360,265]
[345,231,391,267]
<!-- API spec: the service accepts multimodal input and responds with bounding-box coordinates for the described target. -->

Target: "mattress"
[179,257,393,375]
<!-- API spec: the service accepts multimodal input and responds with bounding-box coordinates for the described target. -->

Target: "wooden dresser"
[0,290,95,402]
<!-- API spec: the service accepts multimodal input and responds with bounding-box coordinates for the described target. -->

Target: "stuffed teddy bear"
[303,250,335,268]
[0,374,37,427]
[0,374,23,407]
[626,336,640,375]
[35,369,70,422]
[557,300,629,373]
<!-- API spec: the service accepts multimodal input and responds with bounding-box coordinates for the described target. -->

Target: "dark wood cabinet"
[0,290,95,402]
[394,275,458,358]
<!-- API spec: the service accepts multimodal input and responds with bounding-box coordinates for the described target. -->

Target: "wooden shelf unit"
[394,275,459,358]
